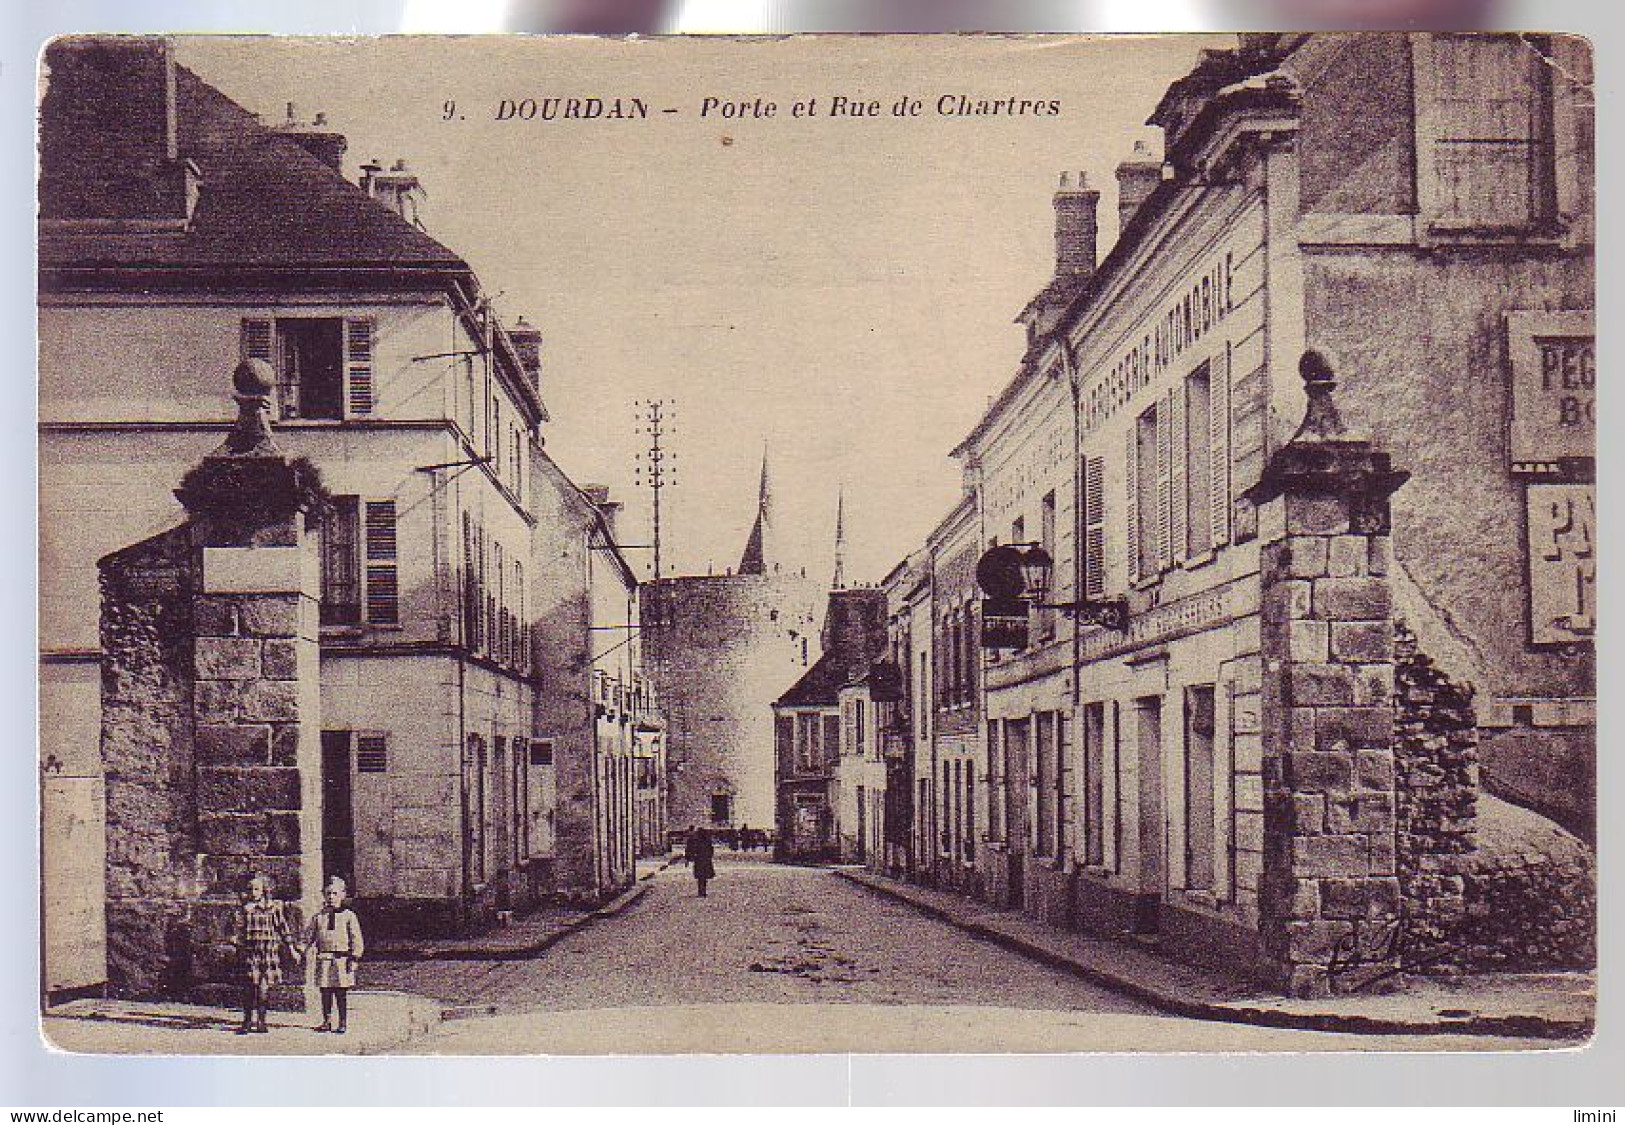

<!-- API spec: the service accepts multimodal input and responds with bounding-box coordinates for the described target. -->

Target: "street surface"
[372,856,1550,1053]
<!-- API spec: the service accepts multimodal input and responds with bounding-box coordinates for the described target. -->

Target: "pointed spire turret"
[832,487,847,591]
[738,447,772,576]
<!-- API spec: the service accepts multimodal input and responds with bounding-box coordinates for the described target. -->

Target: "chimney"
[360,157,426,228]
[1053,171,1100,281]
[582,485,621,540]
[274,103,348,172]
[1116,140,1163,234]
[40,37,199,223]
[510,316,543,393]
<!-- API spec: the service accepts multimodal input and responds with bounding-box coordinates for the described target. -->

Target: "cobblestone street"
[368,857,1553,1053]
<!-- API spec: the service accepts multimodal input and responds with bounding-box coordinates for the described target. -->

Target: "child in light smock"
[304,876,365,1034]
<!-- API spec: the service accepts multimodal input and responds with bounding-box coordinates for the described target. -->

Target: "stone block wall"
[1257,491,1402,997]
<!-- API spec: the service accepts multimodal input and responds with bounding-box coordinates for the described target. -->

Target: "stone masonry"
[101,359,324,1005]
[1248,351,1409,998]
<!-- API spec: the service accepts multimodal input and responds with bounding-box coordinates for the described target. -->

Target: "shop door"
[1004,717,1030,907]
[1133,697,1165,934]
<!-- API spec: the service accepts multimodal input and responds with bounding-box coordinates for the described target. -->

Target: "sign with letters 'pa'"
[1526,483,1595,646]
[1507,311,1595,468]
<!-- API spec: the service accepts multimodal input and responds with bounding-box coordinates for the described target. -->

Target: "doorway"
[1004,717,1030,908]
[320,731,355,892]
[1133,697,1165,935]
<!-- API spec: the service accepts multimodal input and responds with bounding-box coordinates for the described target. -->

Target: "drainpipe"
[1063,335,1085,917]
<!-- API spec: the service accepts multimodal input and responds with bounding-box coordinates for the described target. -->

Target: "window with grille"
[319,497,362,625]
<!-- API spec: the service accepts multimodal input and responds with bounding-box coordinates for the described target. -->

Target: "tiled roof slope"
[40,62,470,277]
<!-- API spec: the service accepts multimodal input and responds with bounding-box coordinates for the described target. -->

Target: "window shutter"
[1125,428,1141,586]
[1169,383,1187,565]
[462,512,480,649]
[1156,391,1174,572]
[1084,456,1106,599]
[241,318,290,418]
[356,733,388,773]
[345,319,375,417]
[1211,343,1232,548]
[364,500,399,625]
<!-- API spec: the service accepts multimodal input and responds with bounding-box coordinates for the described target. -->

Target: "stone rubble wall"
[1393,622,1595,972]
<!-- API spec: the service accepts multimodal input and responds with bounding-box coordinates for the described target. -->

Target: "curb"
[371,880,653,963]
[835,869,1591,1041]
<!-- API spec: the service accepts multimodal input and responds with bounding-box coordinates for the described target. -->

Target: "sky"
[180,34,1229,585]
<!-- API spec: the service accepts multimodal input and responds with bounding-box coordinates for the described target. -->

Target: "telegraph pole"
[634,399,676,580]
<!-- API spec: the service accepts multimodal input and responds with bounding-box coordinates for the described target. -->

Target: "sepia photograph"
[35,29,1596,1060]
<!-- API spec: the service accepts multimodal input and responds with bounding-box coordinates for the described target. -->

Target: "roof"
[950,42,1296,462]
[774,651,850,708]
[40,62,471,279]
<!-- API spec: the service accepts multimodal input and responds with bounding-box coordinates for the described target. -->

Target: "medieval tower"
[643,452,822,834]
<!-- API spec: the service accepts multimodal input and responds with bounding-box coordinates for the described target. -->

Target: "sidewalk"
[837,868,1594,1040]
[43,990,442,1056]
[370,858,670,962]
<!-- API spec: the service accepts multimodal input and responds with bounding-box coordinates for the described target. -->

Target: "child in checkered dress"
[236,873,297,1034]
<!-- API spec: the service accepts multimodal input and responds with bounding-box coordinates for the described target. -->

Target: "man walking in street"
[685,825,716,897]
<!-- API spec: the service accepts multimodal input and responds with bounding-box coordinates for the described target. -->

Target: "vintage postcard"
[37,32,1595,1055]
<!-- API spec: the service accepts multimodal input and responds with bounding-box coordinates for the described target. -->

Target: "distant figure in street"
[737,823,752,851]
[685,825,716,897]
[235,873,298,1035]
[304,876,365,1035]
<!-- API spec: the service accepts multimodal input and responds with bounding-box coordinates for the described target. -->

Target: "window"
[796,713,819,771]
[320,497,361,625]
[854,699,865,757]
[1130,404,1160,582]
[528,739,553,766]
[776,714,794,765]
[1083,457,1107,598]
[320,497,396,626]
[711,792,733,825]
[240,317,374,421]
[1185,686,1217,891]
[1185,363,1214,557]
[1424,33,1556,231]
[1039,492,1058,638]
[822,714,840,765]
[941,771,952,853]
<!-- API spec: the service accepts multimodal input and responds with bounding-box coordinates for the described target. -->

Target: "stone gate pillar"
[1245,351,1409,998]
[101,358,325,1004]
